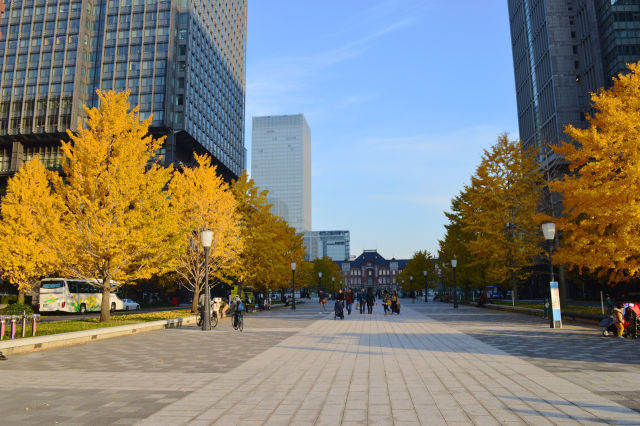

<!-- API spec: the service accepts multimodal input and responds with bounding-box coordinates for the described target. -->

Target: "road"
[0,299,638,425]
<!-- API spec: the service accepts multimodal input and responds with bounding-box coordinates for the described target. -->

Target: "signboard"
[550,281,562,328]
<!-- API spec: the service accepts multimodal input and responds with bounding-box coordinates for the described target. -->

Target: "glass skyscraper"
[0,0,246,190]
[251,114,311,234]
[508,0,640,215]
[303,230,350,262]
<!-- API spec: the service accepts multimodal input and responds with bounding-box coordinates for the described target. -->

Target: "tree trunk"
[17,289,25,304]
[512,272,519,304]
[192,287,200,313]
[559,264,567,309]
[100,275,112,322]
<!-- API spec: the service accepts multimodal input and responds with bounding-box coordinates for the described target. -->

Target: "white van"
[39,278,125,313]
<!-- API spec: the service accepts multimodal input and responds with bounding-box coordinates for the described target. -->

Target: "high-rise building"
[0,0,247,191]
[304,230,350,262]
[508,0,640,213]
[251,114,311,233]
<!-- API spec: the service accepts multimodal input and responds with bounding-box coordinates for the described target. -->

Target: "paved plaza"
[0,300,639,425]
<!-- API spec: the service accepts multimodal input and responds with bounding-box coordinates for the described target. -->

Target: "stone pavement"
[1,300,639,425]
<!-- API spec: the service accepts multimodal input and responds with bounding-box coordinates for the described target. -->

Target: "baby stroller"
[599,316,617,337]
[624,303,640,339]
[334,300,344,320]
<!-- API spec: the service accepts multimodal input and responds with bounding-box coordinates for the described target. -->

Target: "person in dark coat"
[366,289,375,314]
[346,288,354,315]
[358,289,366,314]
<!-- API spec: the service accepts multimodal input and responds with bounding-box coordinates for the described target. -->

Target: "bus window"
[41,280,64,289]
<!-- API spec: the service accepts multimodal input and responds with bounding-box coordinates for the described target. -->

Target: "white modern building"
[304,230,350,262]
[251,114,311,233]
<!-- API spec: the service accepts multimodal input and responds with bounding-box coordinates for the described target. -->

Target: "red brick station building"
[339,250,408,293]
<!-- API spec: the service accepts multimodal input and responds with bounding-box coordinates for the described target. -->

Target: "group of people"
[319,288,401,316]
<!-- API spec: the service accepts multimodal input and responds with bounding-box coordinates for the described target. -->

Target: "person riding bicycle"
[230,295,244,329]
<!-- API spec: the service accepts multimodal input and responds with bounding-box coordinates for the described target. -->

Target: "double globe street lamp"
[200,229,213,331]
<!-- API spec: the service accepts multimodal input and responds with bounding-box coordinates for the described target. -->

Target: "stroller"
[600,303,640,338]
[334,300,344,320]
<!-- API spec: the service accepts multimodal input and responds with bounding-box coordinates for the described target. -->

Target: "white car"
[122,299,140,310]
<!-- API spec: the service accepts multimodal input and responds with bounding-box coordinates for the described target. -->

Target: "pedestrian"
[410,290,416,304]
[543,293,550,319]
[391,290,400,314]
[606,294,613,315]
[358,289,365,314]
[346,288,354,315]
[337,289,345,303]
[613,303,625,338]
[382,290,390,316]
[319,290,327,312]
[366,288,375,314]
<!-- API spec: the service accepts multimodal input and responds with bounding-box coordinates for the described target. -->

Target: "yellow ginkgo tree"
[170,153,243,313]
[461,134,544,302]
[0,158,62,304]
[549,61,640,282]
[50,90,182,322]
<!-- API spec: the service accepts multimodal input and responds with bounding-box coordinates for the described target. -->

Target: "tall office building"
[0,0,247,190]
[251,114,311,233]
[304,230,350,262]
[508,0,640,213]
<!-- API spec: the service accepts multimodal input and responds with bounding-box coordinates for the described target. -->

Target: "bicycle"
[232,310,243,332]
[196,308,218,328]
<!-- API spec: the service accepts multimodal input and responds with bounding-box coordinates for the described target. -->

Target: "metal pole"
[202,246,211,331]
[424,274,428,303]
[292,269,296,310]
[549,241,554,328]
[453,267,458,308]
[600,291,604,316]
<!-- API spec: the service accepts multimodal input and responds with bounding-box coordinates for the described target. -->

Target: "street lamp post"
[291,262,297,311]
[200,230,213,331]
[332,276,335,293]
[423,270,428,303]
[451,259,458,308]
[410,276,413,302]
[318,271,322,290]
[542,222,557,328]
[436,265,443,302]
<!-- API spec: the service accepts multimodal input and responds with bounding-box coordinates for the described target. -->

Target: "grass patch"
[490,300,604,315]
[3,310,194,340]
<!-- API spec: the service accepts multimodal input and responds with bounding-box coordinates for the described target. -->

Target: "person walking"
[319,290,327,312]
[382,290,390,316]
[358,289,366,314]
[391,290,400,314]
[366,288,375,314]
[346,289,354,315]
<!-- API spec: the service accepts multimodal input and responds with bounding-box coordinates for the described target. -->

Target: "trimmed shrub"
[0,303,35,316]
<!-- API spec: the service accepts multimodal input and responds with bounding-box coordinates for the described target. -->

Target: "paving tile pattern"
[138,302,640,425]
[411,303,640,416]
[2,301,640,425]
[0,307,317,425]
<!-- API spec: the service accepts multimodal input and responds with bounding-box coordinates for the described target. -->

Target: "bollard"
[31,314,40,336]
[10,315,17,339]
[21,313,27,338]
[0,316,6,340]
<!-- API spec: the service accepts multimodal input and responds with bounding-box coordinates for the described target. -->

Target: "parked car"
[122,299,140,310]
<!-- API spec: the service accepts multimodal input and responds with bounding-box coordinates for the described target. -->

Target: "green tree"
[398,250,436,295]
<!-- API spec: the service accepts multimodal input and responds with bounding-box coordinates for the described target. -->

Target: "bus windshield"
[41,280,65,289]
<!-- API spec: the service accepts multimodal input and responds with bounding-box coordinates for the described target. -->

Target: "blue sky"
[245,0,519,259]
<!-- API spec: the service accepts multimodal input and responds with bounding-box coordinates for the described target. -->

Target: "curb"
[0,315,196,357]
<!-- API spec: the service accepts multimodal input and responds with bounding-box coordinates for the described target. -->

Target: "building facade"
[340,250,408,292]
[304,230,350,262]
[0,0,246,191]
[251,114,311,233]
[508,0,640,214]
